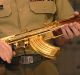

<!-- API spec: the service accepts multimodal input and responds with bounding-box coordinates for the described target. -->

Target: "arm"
[54,0,80,45]
[0,40,13,63]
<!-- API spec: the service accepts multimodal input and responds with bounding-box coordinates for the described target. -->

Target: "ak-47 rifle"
[1,14,80,59]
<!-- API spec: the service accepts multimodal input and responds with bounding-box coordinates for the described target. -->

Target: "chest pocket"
[0,0,11,18]
[29,0,56,14]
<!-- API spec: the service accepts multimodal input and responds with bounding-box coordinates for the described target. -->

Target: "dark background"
[56,0,80,75]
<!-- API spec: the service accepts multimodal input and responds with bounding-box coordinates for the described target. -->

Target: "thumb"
[74,11,79,16]
[12,51,16,56]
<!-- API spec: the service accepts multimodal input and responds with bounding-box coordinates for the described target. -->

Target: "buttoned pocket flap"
[29,0,56,14]
[0,0,11,17]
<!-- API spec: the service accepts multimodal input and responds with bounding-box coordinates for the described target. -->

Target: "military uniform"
[0,0,74,75]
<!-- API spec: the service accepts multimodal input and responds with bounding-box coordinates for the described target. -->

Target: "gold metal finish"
[29,35,60,59]
[1,21,62,59]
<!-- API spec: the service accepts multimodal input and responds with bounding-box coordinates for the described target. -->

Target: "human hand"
[61,22,80,39]
[61,11,80,39]
[0,40,13,63]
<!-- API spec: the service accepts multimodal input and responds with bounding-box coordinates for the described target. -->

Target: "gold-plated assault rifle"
[1,21,61,59]
[1,14,80,59]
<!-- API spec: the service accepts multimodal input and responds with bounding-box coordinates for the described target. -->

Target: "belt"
[11,54,46,65]
[0,54,47,70]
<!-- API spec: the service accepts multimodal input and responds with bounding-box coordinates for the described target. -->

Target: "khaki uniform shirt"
[0,0,74,56]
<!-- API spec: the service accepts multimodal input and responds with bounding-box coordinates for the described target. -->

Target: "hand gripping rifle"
[1,14,80,59]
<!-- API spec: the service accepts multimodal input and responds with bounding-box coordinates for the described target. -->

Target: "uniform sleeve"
[55,0,74,20]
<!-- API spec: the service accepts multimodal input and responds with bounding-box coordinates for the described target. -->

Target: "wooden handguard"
[53,13,80,37]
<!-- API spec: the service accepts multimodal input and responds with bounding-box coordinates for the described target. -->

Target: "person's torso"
[0,0,56,38]
[0,0,57,55]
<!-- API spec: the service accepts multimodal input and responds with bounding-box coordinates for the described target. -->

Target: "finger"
[0,40,12,58]
[65,24,74,39]
[0,49,11,63]
[0,50,11,63]
[61,24,69,39]
[73,22,80,31]
[0,42,12,63]
[0,44,8,61]
[13,51,16,56]
[0,43,12,60]
[70,11,79,18]
[69,23,80,36]
[0,40,12,63]
[0,53,11,63]
[74,11,79,16]
[0,52,6,61]
[0,40,12,54]
[5,58,11,63]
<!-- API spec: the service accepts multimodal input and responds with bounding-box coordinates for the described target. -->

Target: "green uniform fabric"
[0,0,74,37]
[0,0,74,75]
[5,60,58,75]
